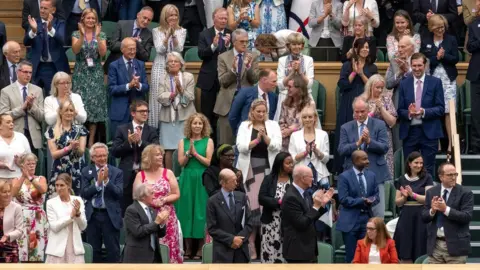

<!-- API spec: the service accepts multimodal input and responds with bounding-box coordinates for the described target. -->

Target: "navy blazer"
[336,168,379,233]
[467,17,480,82]
[338,117,390,183]
[397,74,445,140]
[23,17,69,78]
[81,164,124,230]
[228,86,278,135]
[420,33,459,82]
[108,57,149,121]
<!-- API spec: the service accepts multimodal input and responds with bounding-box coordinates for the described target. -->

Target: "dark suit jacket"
[0,21,5,65]
[466,17,480,82]
[21,0,65,31]
[197,27,232,90]
[207,190,253,263]
[23,17,70,78]
[202,166,245,197]
[420,33,459,81]
[104,20,153,73]
[413,0,457,35]
[259,174,292,224]
[228,86,278,135]
[397,74,445,140]
[336,168,379,233]
[340,35,377,63]
[123,200,166,263]
[422,184,474,257]
[338,117,390,183]
[108,57,149,121]
[170,0,207,28]
[80,164,124,230]
[62,0,100,21]
[0,58,10,91]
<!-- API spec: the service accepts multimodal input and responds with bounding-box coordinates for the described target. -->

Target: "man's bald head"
[219,168,237,192]
[293,165,314,190]
[398,35,415,58]
[352,150,369,170]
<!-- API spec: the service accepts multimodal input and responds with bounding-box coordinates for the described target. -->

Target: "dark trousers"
[119,0,143,20]
[232,248,249,263]
[65,13,82,47]
[342,213,369,263]
[470,81,480,152]
[181,6,204,46]
[122,169,137,216]
[34,62,57,97]
[147,1,169,23]
[86,210,120,263]
[201,80,219,145]
[110,108,131,139]
[402,125,438,177]
[310,38,340,61]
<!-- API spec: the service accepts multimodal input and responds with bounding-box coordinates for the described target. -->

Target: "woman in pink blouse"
[386,10,421,61]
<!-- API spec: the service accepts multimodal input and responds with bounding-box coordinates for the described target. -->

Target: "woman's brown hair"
[390,10,415,41]
[363,217,391,249]
[56,173,73,189]
[183,113,212,139]
[283,74,311,111]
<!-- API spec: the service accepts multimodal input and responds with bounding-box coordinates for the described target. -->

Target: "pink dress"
[141,169,182,263]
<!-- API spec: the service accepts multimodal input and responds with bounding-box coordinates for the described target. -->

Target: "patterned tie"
[94,169,103,208]
[41,22,49,61]
[304,193,312,208]
[11,64,17,82]
[145,207,156,250]
[133,28,140,38]
[133,125,143,164]
[236,53,243,92]
[415,80,423,110]
[436,189,448,228]
[359,123,365,149]
[127,60,134,80]
[22,86,29,131]
[79,0,86,10]
[358,173,366,197]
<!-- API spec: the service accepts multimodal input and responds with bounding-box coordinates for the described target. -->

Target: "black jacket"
[420,33,459,82]
[202,165,245,197]
[258,174,292,224]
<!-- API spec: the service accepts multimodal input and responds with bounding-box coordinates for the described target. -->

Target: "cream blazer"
[2,201,24,242]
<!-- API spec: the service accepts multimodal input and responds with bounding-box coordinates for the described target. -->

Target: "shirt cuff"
[211,44,217,52]
[444,206,451,216]
[136,83,142,91]
[138,140,143,147]
[95,182,103,191]
[48,27,56,37]
[159,224,165,228]
[313,207,319,211]
[421,109,426,118]
[125,84,130,91]
[29,30,36,39]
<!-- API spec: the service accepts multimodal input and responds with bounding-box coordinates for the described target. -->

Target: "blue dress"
[257,0,287,35]
[232,1,257,50]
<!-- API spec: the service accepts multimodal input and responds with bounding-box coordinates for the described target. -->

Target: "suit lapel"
[134,200,150,224]
[350,169,362,195]
[291,185,308,211]
[217,193,235,223]
[12,83,23,106]
[352,121,359,144]
[118,58,129,82]
[421,76,429,104]
[447,185,458,206]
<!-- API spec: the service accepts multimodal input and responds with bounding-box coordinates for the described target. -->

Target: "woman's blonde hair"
[299,105,318,127]
[230,0,249,8]
[428,14,448,32]
[20,153,38,167]
[50,72,71,97]
[361,74,387,100]
[0,179,11,193]
[81,8,98,24]
[363,217,391,249]
[53,99,76,140]
[248,99,267,124]
[183,113,212,139]
[159,4,181,32]
[286,32,305,50]
[141,144,165,171]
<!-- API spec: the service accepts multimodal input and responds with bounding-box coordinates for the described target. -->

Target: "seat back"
[376,49,385,62]
[184,47,201,62]
[415,254,428,264]
[302,37,310,56]
[101,21,118,41]
[83,242,93,263]
[66,48,76,62]
[159,244,170,263]
[148,22,160,31]
[317,242,334,263]
[201,243,213,264]
[172,149,182,177]
[393,149,404,180]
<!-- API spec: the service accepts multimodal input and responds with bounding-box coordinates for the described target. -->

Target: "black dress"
[393,174,434,261]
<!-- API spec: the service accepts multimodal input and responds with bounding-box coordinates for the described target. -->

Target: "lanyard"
[169,75,175,93]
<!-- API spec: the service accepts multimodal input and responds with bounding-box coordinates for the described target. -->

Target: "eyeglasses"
[366,227,377,231]
[19,70,33,75]
[443,173,458,177]
[236,40,249,44]
[135,110,149,114]
[168,60,180,64]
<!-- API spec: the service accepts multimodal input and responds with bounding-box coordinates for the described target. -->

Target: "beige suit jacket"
[157,71,197,122]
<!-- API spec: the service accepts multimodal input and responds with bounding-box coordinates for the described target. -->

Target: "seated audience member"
[254,29,296,61]
[0,179,25,263]
[227,0,261,50]
[0,60,44,152]
[12,153,48,263]
[386,35,417,91]
[236,99,281,259]
[203,144,245,197]
[342,0,379,37]
[133,144,182,263]
[215,28,259,145]
[123,184,169,263]
[0,113,31,180]
[81,143,123,263]
[386,10,421,61]
[0,41,22,91]
[413,0,457,38]
[111,101,158,214]
[340,16,377,63]
[62,0,100,47]
[229,69,278,136]
[422,162,474,264]
[45,173,87,263]
[275,32,314,121]
[21,0,65,32]
[104,7,154,73]
[397,53,444,177]
[353,217,399,263]
[206,168,253,263]
[45,100,87,199]
[308,0,344,61]
[421,14,459,159]
[336,150,380,263]
[24,0,69,97]
[281,165,334,263]
[258,152,293,263]
[394,151,433,263]
[157,52,196,170]
[466,3,480,154]
[108,37,149,139]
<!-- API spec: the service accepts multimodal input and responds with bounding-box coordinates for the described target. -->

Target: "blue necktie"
[218,32,224,52]
[94,170,103,208]
[41,22,49,61]
[133,28,140,37]
[236,53,243,92]
[359,123,365,149]
[228,192,235,214]
[145,207,156,250]
[436,189,448,228]
[11,64,17,82]
[358,173,366,197]
[22,86,29,131]
[127,60,133,79]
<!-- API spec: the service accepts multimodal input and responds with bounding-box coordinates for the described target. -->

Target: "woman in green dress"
[71,8,107,147]
[176,113,214,260]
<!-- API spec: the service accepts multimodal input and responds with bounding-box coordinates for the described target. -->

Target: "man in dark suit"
[21,0,65,32]
[81,142,123,263]
[336,150,379,263]
[62,0,101,46]
[281,165,334,263]
[104,7,154,73]
[466,5,480,154]
[0,41,22,91]
[23,0,69,97]
[338,96,389,218]
[0,21,6,65]
[422,162,474,264]
[111,100,158,215]
[397,52,445,176]
[206,169,253,263]
[123,184,169,263]
[413,0,458,37]
[108,37,149,139]
[197,7,231,144]
[170,0,207,46]
[229,69,278,135]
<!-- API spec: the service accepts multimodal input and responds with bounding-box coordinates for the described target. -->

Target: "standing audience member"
[0,114,31,180]
[0,41,22,91]
[0,60,44,153]
[236,99,281,259]
[204,0,224,28]
[149,4,187,130]
[111,101,158,214]
[133,144,182,263]
[45,173,87,263]
[12,153,48,262]
[394,152,433,263]
[336,150,380,263]
[281,165,334,263]
[385,35,417,90]
[258,152,293,263]
[386,10,421,61]
[157,52,196,170]
[227,0,261,50]
[467,1,480,154]
[257,0,287,36]
[422,163,474,264]
[24,0,69,97]
[413,0,458,38]
[206,168,253,263]
[171,0,207,46]
[176,113,214,260]
[340,16,377,63]
[0,22,4,57]
[342,0,379,37]
[397,53,445,176]
[0,179,24,263]
[81,143,123,263]
[21,0,65,32]
[463,0,478,61]
[62,0,101,47]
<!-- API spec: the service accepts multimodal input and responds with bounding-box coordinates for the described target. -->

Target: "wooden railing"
[449,99,463,184]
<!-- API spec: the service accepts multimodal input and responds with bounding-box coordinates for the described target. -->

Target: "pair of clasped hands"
[408,103,424,119]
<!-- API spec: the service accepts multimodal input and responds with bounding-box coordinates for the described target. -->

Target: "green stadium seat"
[83,242,93,263]
[384,181,397,222]
[149,47,156,62]
[302,36,310,56]
[172,150,182,177]
[462,81,471,152]
[317,242,334,263]
[331,222,346,263]
[66,48,76,62]
[376,49,385,62]
[184,47,201,62]
[394,148,404,181]
[415,254,428,264]
[101,21,117,41]
[201,243,213,264]
[159,244,170,263]
[148,22,160,31]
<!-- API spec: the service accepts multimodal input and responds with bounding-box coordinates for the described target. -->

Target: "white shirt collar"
[440,184,453,195]
[352,166,363,175]
[132,120,144,130]
[138,200,149,210]
[357,117,369,127]
[123,56,134,65]
[258,86,266,96]
[214,27,224,35]
[292,182,305,197]
[16,81,27,90]
[233,48,243,57]
[414,73,426,84]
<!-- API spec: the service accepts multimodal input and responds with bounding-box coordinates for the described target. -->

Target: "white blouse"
[44,93,87,126]
[0,132,32,178]
[368,244,381,264]
[342,0,379,35]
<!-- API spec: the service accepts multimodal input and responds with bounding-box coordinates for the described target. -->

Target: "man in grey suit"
[215,28,259,145]
[207,168,253,263]
[103,6,154,73]
[0,60,44,152]
[338,97,389,218]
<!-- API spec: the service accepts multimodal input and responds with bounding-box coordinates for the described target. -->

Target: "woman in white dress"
[150,4,187,129]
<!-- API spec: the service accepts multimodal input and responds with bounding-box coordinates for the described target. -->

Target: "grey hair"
[352,96,368,109]
[292,165,309,179]
[133,183,152,201]
[120,37,136,50]
[2,41,20,55]
[89,142,109,158]
[232,28,248,43]
[400,35,416,47]
[166,52,185,72]
[17,60,33,70]
[50,71,71,97]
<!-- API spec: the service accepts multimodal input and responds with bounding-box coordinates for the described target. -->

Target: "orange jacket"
[352,238,399,264]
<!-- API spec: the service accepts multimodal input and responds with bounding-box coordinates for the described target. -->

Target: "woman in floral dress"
[228,0,261,50]
[133,144,182,263]
[12,153,48,262]
[257,0,287,35]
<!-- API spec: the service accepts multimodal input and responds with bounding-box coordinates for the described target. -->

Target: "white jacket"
[44,93,87,126]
